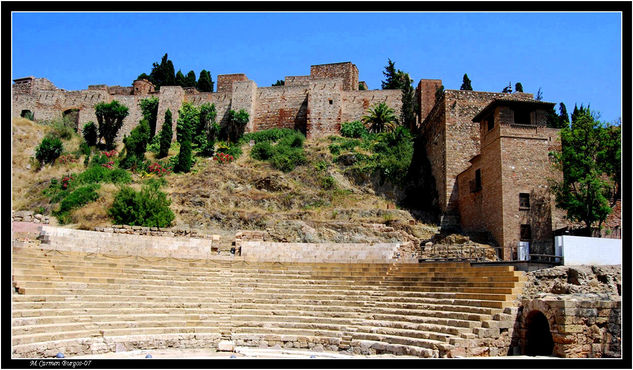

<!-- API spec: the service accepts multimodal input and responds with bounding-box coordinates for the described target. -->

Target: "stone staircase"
[11,246,525,358]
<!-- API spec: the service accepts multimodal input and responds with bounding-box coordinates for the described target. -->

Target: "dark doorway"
[20,110,34,120]
[525,310,554,356]
[63,109,80,132]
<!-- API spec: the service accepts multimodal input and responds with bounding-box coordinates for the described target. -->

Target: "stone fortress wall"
[12,62,404,141]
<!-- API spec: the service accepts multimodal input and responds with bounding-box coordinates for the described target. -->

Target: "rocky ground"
[520,264,621,300]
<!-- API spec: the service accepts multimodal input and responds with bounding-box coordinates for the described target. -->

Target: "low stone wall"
[93,224,220,242]
[240,241,402,263]
[38,225,218,259]
[520,297,621,358]
[515,265,621,358]
[11,211,49,224]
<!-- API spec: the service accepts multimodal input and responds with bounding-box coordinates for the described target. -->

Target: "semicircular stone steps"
[12,246,525,358]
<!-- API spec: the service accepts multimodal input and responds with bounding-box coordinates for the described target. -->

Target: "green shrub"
[321,176,336,190]
[120,119,151,169]
[250,141,274,160]
[35,136,64,164]
[328,143,341,156]
[242,128,297,144]
[76,164,131,185]
[53,184,100,224]
[270,146,306,173]
[340,121,368,138]
[225,109,249,143]
[216,141,243,158]
[78,141,91,157]
[147,135,161,154]
[278,132,305,148]
[82,122,98,146]
[108,181,174,227]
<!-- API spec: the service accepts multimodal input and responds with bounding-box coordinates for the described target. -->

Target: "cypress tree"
[175,70,186,87]
[139,97,159,139]
[158,109,173,158]
[558,102,569,126]
[165,60,176,86]
[460,74,473,90]
[197,70,214,92]
[185,70,197,87]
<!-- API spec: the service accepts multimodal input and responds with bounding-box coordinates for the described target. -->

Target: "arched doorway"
[63,109,80,132]
[525,310,554,356]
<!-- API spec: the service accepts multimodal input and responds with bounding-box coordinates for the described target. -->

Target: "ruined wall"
[310,62,358,91]
[253,86,309,133]
[306,78,343,139]
[340,89,402,124]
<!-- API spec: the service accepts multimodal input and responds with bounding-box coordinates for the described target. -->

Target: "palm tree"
[362,102,397,133]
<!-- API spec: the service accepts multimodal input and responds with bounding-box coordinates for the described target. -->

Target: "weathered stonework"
[12,62,407,140]
[456,100,566,260]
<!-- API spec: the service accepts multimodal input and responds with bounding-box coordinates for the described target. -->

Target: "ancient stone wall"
[310,62,358,91]
[284,75,311,86]
[217,73,248,93]
[421,90,535,215]
[185,91,233,128]
[253,86,309,132]
[499,125,563,257]
[340,89,402,124]
[155,86,185,136]
[306,78,344,139]
[416,79,443,124]
[518,265,621,358]
[38,225,219,259]
[240,241,402,263]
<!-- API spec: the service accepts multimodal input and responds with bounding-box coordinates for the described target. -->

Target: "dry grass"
[12,118,85,210]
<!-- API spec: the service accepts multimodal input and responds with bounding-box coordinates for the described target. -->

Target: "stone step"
[350,339,438,357]
[352,332,451,354]
[11,333,222,359]
[12,326,225,346]
[13,320,227,337]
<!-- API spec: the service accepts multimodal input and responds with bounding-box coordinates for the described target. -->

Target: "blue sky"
[12,12,623,122]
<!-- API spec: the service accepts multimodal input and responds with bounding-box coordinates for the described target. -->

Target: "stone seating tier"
[12,246,525,358]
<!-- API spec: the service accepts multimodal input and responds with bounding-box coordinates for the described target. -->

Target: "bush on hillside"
[250,141,274,161]
[82,122,98,146]
[53,184,100,224]
[108,180,174,228]
[35,136,64,165]
[340,121,368,138]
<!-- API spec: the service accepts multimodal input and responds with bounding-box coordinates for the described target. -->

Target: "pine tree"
[460,74,473,90]
[185,70,197,87]
[158,109,173,158]
[381,59,399,89]
[197,70,214,92]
